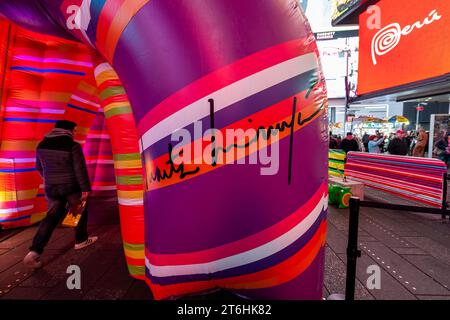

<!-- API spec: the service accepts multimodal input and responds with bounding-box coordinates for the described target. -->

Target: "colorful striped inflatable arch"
[0,0,329,299]
[345,152,447,208]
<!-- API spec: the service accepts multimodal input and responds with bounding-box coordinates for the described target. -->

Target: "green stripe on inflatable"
[329,164,344,171]
[100,86,126,100]
[124,242,145,251]
[105,105,132,118]
[116,175,144,185]
[114,153,141,161]
[328,168,344,176]
[128,265,145,276]
[329,158,344,164]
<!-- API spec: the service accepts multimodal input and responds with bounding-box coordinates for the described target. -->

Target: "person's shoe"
[74,236,98,250]
[23,251,43,269]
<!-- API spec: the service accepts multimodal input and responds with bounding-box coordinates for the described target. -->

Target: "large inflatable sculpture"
[0,0,328,299]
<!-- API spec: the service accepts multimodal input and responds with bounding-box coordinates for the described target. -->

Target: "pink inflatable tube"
[0,0,329,299]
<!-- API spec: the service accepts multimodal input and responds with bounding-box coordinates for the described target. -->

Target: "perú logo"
[65,0,93,46]
[371,9,442,65]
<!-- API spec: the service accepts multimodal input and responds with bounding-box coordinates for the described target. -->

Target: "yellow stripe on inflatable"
[117,190,144,200]
[114,159,142,169]
[124,247,145,259]
[1,140,38,151]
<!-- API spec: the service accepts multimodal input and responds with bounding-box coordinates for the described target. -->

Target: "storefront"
[334,0,450,156]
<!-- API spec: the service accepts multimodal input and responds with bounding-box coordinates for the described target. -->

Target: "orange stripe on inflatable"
[147,96,325,191]
[95,0,126,56]
[104,0,151,62]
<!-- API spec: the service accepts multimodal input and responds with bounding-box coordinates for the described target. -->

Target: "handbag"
[433,147,444,156]
[61,200,86,227]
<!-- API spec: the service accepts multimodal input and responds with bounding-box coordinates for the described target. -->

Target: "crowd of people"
[329,129,430,157]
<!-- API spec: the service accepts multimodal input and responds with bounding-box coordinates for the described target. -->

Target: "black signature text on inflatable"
[148,79,325,186]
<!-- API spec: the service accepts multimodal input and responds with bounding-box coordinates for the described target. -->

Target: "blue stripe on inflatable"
[0,215,31,223]
[11,66,86,76]
[3,118,57,123]
[0,168,36,173]
[67,103,98,114]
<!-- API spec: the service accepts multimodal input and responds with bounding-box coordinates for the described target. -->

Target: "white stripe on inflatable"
[140,52,318,152]
[71,95,101,108]
[94,62,113,78]
[5,107,65,114]
[146,193,328,277]
[118,198,144,206]
[0,158,35,163]
[0,205,34,215]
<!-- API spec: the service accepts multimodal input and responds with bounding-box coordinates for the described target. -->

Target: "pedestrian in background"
[23,120,98,269]
[368,135,385,153]
[362,132,370,153]
[340,132,360,154]
[387,130,409,156]
[412,128,428,157]
[435,133,450,167]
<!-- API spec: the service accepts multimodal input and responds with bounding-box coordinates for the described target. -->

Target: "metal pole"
[346,197,362,301]
[344,48,350,135]
[442,172,448,220]
[416,108,420,131]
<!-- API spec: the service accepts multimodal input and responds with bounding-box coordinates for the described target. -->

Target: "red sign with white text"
[358,0,450,95]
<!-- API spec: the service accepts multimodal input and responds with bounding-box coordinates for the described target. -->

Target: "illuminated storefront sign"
[358,0,450,95]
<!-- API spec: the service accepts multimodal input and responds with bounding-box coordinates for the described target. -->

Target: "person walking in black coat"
[23,120,98,269]
[387,130,409,156]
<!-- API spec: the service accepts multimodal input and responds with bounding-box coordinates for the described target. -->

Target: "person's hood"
[45,128,74,139]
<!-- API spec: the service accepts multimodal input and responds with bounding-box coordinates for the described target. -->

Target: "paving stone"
[338,253,417,300]
[82,253,134,300]
[363,189,450,245]
[390,230,423,237]
[19,231,118,289]
[0,228,24,242]
[325,223,348,255]
[0,227,38,249]
[0,241,32,273]
[0,286,50,299]
[402,237,450,266]
[361,209,416,233]
[403,220,450,248]
[402,255,450,291]
[359,241,448,295]
[358,236,378,242]
[327,208,349,231]
[358,218,415,248]
[324,247,374,300]
[41,250,120,300]
[391,247,428,255]
[417,295,450,300]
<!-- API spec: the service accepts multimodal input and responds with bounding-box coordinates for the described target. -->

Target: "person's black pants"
[30,184,88,255]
